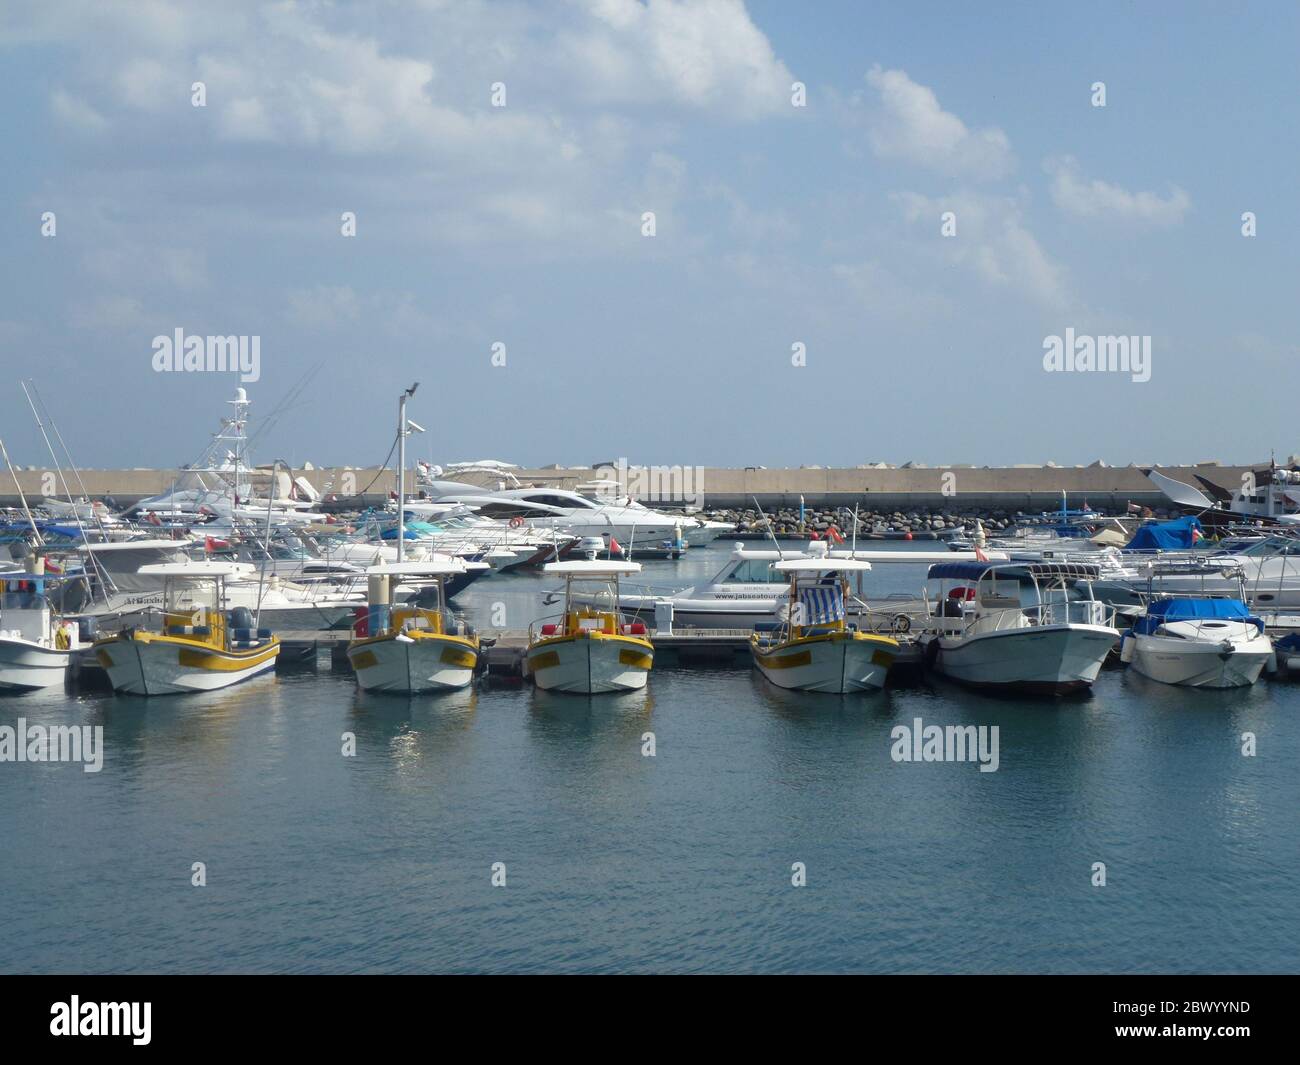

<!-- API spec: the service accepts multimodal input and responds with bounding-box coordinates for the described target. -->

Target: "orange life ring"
[509,516,524,528]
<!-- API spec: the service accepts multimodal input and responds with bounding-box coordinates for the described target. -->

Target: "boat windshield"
[720,559,787,584]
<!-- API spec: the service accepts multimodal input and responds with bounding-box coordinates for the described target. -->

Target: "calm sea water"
[2,542,1298,973]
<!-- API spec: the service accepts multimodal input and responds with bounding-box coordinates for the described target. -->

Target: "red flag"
[608,535,622,555]
[974,546,989,562]
[828,526,845,544]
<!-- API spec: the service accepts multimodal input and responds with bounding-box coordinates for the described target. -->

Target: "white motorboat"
[526,561,653,693]
[62,539,362,630]
[567,542,1009,629]
[750,558,898,693]
[921,561,1119,694]
[1121,597,1272,688]
[426,485,710,546]
[0,569,86,689]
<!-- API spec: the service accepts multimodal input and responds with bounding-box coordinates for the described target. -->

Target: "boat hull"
[752,632,896,693]
[1130,634,1271,688]
[933,623,1117,695]
[348,633,478,692]
[527,633,653,693]
[94,635,279,696]
[0,638,71,690]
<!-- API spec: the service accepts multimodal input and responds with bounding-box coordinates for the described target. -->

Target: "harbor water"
[2,543,1298,973]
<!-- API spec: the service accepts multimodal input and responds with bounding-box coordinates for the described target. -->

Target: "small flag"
[608,535,622,555]
[827,526,845,544]
[974,546,989,562]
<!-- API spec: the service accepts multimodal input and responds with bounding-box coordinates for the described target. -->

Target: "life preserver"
[892,613,911,634]
[509,517,525,528]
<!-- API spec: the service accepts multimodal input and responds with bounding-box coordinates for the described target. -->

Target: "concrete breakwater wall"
[0,463,1251,511]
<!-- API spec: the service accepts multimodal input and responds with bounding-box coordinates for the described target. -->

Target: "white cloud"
[895,190,1071,310]
[864,66,1013,179]
[563,0,794,117]
[50,89,108,133]
[1046,156,1190,225]
[285,286,361,331]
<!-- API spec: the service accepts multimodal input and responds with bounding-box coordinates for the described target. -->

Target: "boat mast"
[397,383,418,562]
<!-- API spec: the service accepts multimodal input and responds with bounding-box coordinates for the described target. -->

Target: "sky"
[0,0,1296,472]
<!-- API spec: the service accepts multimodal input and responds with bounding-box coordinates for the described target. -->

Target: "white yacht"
[565,543,1008,629]
[920,561,1119,694]
[1121,597,1272,688]
[426,485,713,546]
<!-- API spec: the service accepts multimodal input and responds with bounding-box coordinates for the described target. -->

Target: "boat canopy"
[775,558,874,572]
[1134,597,1261,634]
[927,561,1103,582]
[136,562,243,577]
[366,560,469,576]
[542,560,641,576]
[1125,515,1203,551]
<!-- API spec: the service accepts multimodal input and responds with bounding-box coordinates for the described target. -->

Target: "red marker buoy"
[904,532,913,540]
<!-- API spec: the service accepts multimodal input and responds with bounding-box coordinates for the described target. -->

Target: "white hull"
[1130,634,1271,688]
[0,637,71,690]
[348,635,477,692]
[752,634,894,693]
[97,638,279,695]
[934,623,1116,694]
[528,636,652,693]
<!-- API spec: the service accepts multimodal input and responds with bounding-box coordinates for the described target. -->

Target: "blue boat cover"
[1124,515,1202,551]
[1133,597,1261,634]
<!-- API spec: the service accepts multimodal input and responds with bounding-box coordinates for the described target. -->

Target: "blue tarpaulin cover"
[1133,597,1261,634]
[1125,515,1202,551]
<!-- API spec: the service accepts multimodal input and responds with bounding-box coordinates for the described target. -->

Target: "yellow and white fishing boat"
[750,558,898,693]
[93,563,280,695]
[527,561,653,693]
[347,560,482,692]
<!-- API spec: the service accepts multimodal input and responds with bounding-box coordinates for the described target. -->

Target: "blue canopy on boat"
[926,561,995,581]
[1133,597,1262,634]
[1125,515,1202,551]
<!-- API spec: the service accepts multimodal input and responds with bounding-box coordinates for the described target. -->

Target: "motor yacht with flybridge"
[750,558,899,693]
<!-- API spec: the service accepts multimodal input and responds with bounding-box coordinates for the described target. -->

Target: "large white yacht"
[426,484,717,546]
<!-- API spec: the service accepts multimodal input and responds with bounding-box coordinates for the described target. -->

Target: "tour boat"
[750,558,899,693]
[526,561,653,693]
[1121,597,1273,688]
[562,542,1007,629]
[347,560,482,692]
[92,563,279,695]
[0,570,86,690]
[920,561,1119,694]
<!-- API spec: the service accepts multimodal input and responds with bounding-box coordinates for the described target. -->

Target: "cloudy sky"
[1,0,1295,470]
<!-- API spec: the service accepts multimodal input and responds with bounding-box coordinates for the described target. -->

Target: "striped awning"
[798,584,844,626]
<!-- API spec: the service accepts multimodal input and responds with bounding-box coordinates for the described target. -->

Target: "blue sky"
[1,0,1296,471]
